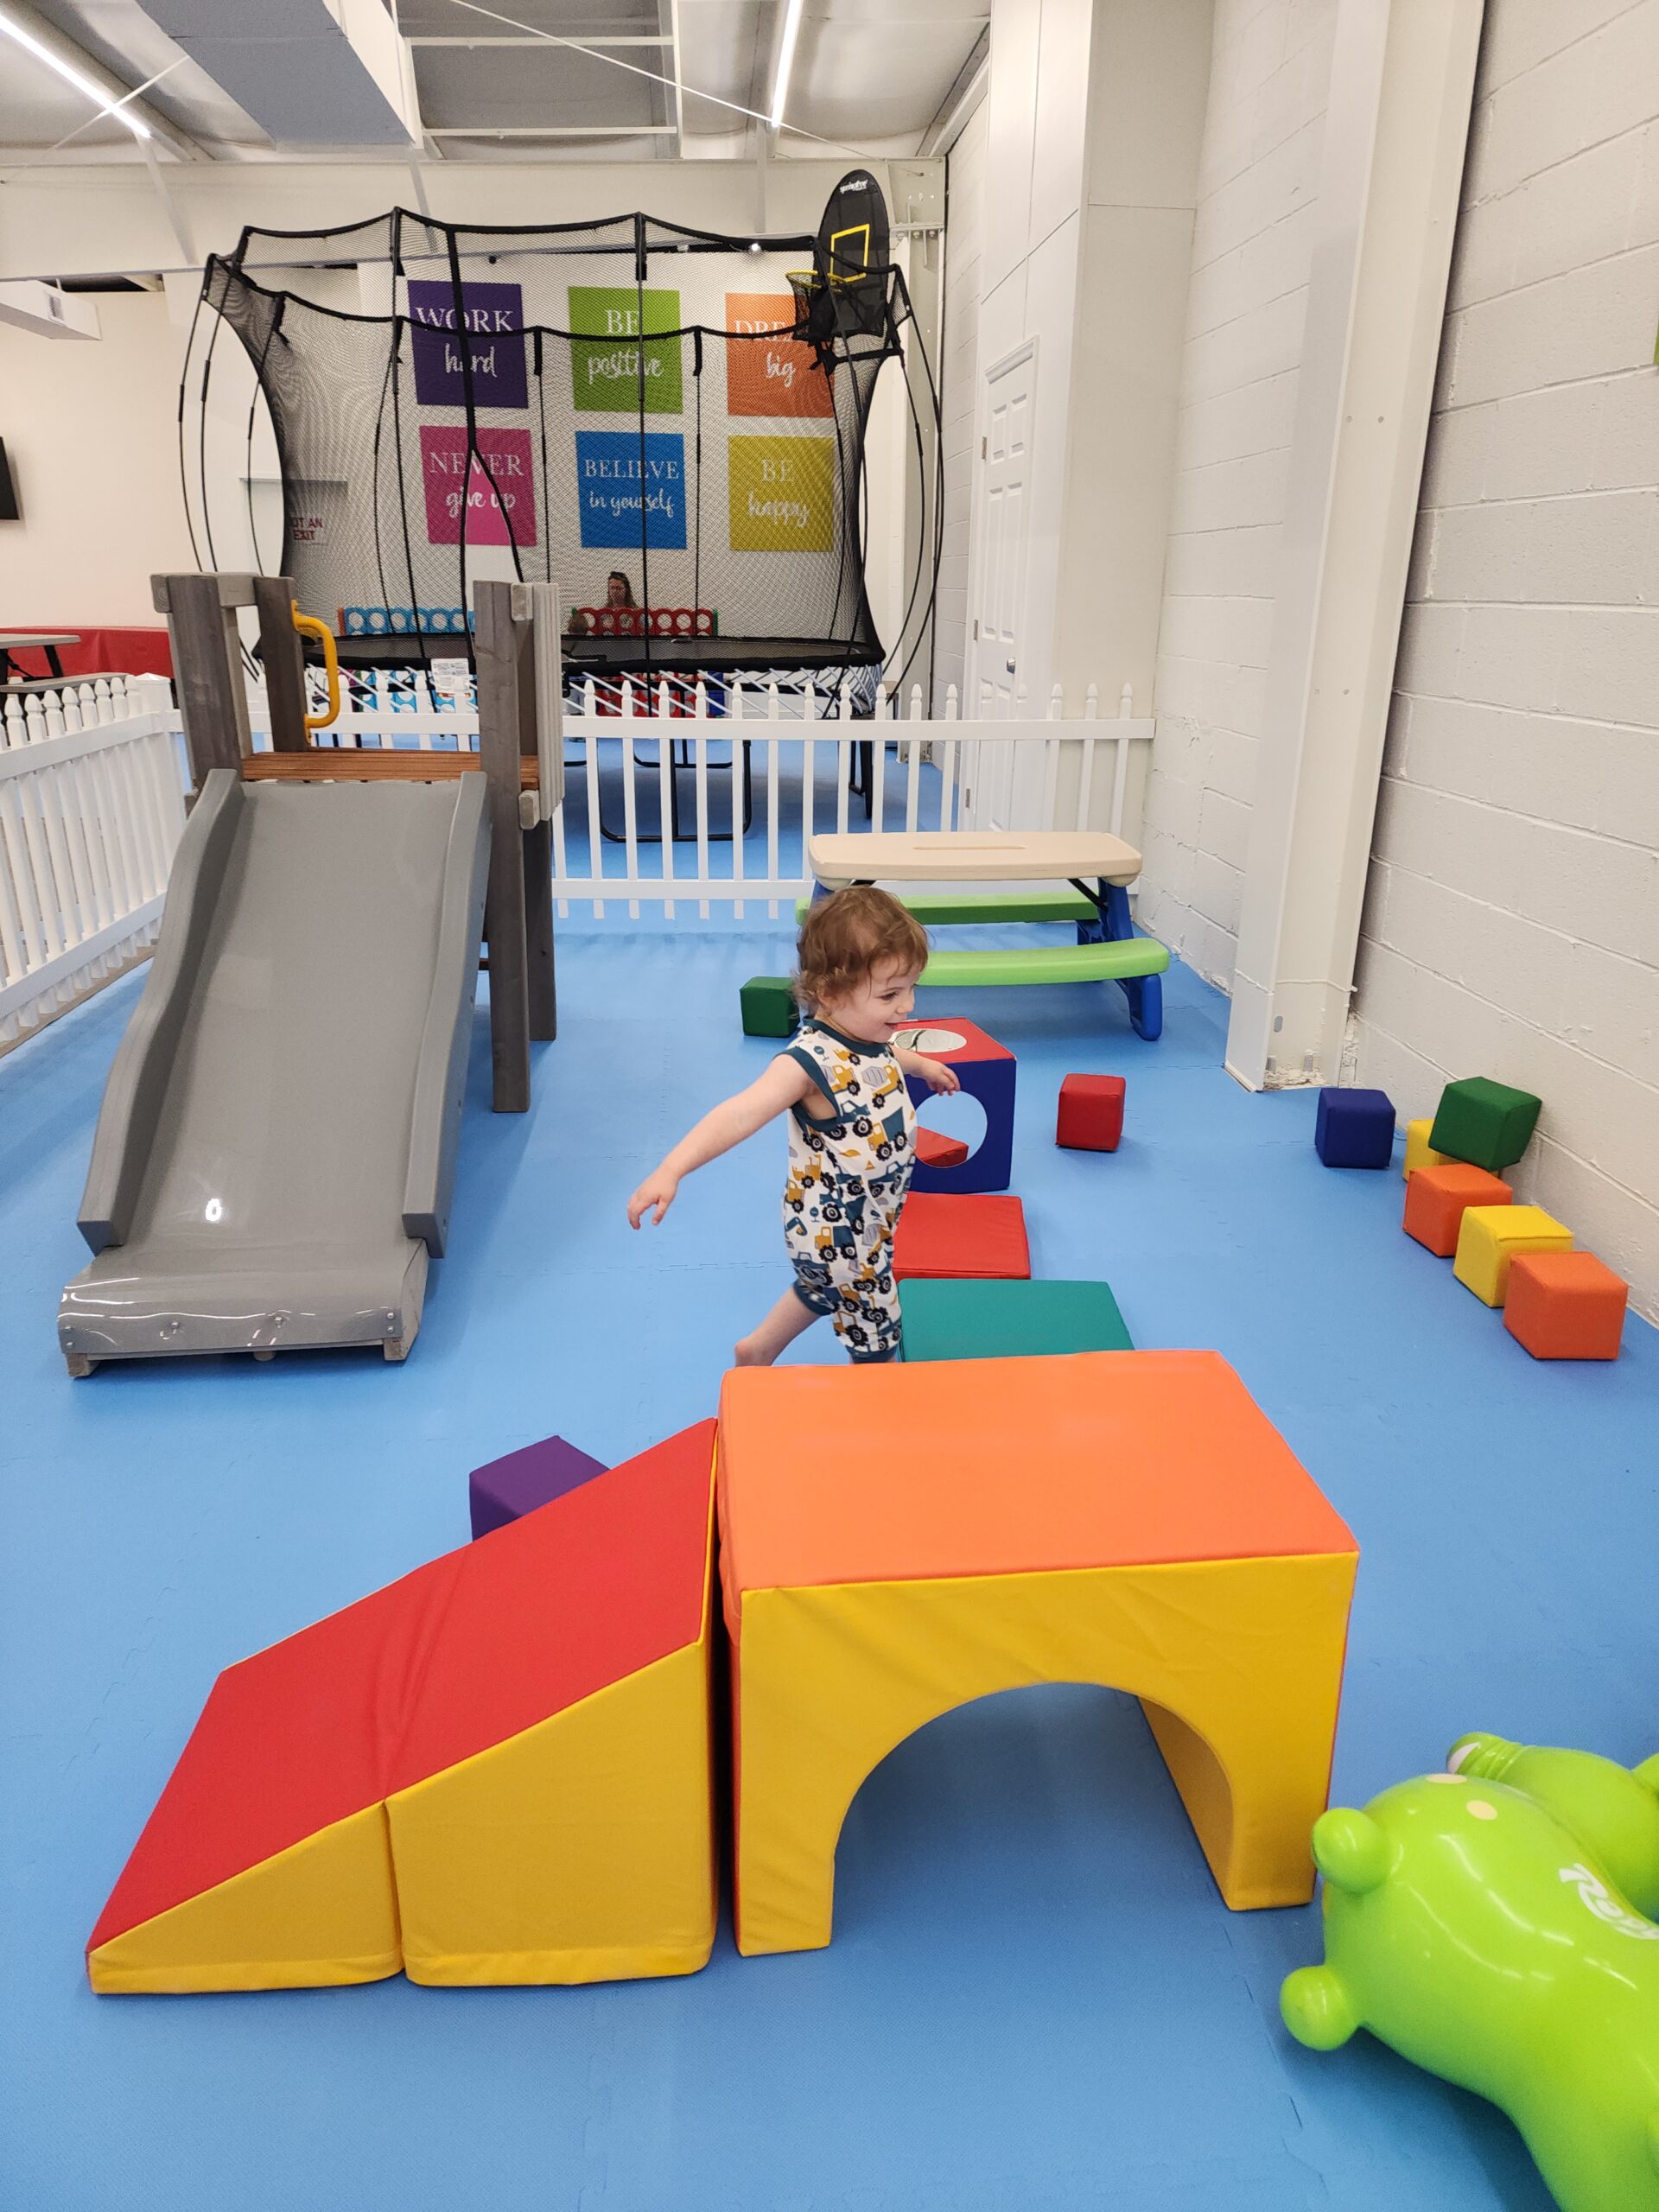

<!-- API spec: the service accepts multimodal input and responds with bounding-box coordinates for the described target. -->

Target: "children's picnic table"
[805,830,1170,1040]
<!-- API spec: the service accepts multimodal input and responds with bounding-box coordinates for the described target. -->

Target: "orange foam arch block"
[88,1422,718,1994]
[717,1353,1357,1956]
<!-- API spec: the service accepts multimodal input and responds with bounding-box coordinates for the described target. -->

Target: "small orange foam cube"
[1504,1251,1628,1361]
[1402,1163,1513,1257]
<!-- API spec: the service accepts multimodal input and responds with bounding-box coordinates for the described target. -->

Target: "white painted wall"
[1053,0,1210,710]
[969,0,1092,714]
[0,293,195,629]
[1353,0,1659,1317]
[1137,0,1338,985]
[934,92,988,712]
[963,0,1208,723]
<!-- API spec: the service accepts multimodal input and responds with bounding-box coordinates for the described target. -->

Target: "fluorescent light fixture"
[0,7,151,139]
[768,0,804,130]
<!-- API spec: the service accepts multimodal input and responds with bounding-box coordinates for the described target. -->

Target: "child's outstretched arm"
[627,1057,815,1228]
[893,1046,961,1095]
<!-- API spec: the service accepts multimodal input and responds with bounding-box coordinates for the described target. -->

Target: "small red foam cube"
[893,1193,1031,1281]
[1402,1163,1512,1257]
[1504,1251,1628,1360]
[1057,1073,1125,1153]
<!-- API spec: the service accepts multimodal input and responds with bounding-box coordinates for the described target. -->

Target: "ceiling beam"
[658,0,682,158]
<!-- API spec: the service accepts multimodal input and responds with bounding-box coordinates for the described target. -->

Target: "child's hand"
[912,1057,961,1096]
[627,1170,679,1228]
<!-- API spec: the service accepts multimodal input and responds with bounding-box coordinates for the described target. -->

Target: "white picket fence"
[0,676,188,1053]
[266,671,1154,921]
[0,665,1153,1059]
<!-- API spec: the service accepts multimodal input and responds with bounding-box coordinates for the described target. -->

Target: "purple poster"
[420,427,537,547]
[409,279,528,410]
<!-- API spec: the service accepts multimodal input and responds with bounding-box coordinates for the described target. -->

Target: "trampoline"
[182,171,942,696]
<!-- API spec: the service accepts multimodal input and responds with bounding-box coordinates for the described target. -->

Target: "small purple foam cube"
[468,1434,609,1541]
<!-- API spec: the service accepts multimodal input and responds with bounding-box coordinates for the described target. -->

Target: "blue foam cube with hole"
[1315,1086,1396,1169]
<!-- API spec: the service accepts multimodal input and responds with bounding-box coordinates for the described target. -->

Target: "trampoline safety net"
[192,170,940,683]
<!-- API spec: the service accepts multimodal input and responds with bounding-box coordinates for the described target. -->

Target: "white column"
[1224,0,1484,1090]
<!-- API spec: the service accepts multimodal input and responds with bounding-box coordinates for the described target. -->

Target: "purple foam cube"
[468,1434,609,1541]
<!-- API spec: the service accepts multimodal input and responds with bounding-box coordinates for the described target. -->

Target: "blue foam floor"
[3,924,1656,2211]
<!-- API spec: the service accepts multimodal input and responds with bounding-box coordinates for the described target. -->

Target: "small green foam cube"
[741,975,798,1039]
[1429,1077,1542,1174]
[901,1277,1134,1363]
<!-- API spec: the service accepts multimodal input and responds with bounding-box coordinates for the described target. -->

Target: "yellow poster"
[728,436,835,554]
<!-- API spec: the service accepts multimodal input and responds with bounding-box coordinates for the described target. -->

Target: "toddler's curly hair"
[795,886,929,1013]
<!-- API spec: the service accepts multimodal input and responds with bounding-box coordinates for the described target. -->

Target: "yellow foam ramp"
[391,1640,715,1986]
[88,1805,400,1995]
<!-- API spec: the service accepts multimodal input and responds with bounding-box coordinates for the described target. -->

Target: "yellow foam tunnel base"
[87,1804,401,1995]
[733,1551,1357,1957]
[390,1640,717,1987]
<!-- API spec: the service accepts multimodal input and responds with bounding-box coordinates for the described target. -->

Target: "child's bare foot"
[733,1334,775,1368]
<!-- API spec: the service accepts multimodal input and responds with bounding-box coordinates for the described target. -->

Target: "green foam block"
[1429,1076,1541,1174]
[900,1277,1134,1363]
[741,976,798,1039]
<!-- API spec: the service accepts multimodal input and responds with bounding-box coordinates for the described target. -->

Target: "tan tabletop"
[809,828,1143,890]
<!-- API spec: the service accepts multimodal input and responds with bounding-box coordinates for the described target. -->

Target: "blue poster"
[575,431,686,550]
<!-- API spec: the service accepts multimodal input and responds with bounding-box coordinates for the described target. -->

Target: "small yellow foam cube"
[1402,1117,1448,1181]
[1452,1205,1573,1307]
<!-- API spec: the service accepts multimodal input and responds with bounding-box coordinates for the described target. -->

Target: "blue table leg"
[1097,880,1162,1040]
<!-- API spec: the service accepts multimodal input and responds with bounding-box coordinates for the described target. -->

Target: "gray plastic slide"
[59,767,491,1373]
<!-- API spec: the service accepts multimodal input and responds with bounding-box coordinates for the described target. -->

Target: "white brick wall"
[1137,0,1337,984]
[1353,0,1659,1319]
[933,96,988,713]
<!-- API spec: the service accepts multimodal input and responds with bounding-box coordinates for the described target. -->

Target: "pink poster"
[420,426,537,547]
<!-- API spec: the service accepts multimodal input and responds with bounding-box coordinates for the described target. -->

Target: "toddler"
[626,887,959,1365]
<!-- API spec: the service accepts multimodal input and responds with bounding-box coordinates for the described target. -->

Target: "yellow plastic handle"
[292,603,340,731]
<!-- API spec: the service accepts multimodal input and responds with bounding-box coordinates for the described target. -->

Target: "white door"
[969,339,1036,825]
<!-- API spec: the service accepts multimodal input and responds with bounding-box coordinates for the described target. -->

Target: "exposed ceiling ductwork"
[139,0,420,145]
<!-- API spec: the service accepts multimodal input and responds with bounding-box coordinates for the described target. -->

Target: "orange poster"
[724,294,834,420]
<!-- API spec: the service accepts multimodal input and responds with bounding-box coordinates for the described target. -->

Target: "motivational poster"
[420,427,537,547]
[724,294,833,419]
[569,286,682,414]
[576,430,686,550]
[728,435,835,553]
[408,279,527,410]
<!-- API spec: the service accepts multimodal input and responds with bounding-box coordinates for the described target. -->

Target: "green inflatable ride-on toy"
[1283,1733,1659,2212]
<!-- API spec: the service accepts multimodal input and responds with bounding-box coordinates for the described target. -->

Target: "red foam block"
[1057,1072,1125,1152]
[893,1193,1031,1281]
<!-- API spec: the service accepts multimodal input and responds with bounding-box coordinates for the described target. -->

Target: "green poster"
[569,286,682,414]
